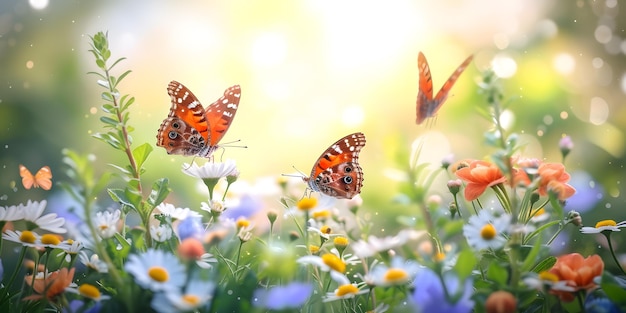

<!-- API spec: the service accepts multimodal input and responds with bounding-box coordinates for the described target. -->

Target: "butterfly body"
[303,132,366,199]
[19,165,52,190]
[156,81,241,158]
[416,52,473,125]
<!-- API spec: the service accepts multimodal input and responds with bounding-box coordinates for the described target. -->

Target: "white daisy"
[65,283,111,302]
[150,279,215,313]
[580,220,626,234]
[182,159,238,179]
[351,229,426,258]
[463,210,511,251]
[367,257,421,287]
[297,252,346,274]
[323,272,368,302]
[196,253,218,269]
[79,251,108,273]
[156,203,202,221]
[200,200,226,215]
[21,200,66,234]
[0,203,24,221]
[150,224,173,242]
[94,210,121,239]
[2,229,42,248]
[124,249,186,292]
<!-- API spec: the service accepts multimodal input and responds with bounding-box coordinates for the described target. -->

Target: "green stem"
[605,232,626,276]
[546,222,565,245]
[0,246,27,304]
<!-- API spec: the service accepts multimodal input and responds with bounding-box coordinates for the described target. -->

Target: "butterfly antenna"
[221,139,248,149]
[183,157,198,170]
[281,165,307,178]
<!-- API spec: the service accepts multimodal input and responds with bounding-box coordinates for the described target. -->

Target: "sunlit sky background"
[1,0,626,230]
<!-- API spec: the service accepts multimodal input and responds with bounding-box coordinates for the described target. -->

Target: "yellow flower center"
[538,271,559,282]
[66,239,75,244]
[322,253,346,273]
[41,234,61,245]
[148,266,169,282]
[480,223,497,240]
[595,220,617,228]
[320,225,332,234]
[384,268,409,284]
[532,208,546,217]
[335,284,359,297]
[312,209,331,219]
[297,197,318,211]
[182,294,200,305]
[433,252,446,262]
[19,231,37,244]
[78,284,101,299]
[309,245,320,254]
[236,218,250,229]
[333,236,349,247]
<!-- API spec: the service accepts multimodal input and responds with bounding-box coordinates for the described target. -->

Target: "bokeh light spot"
[560,111,569,119]
[29,0,48,10]
[89,107,98,115]
[589,97,609,125]
[543,115,553,125]
[26,60,34,69]
[341,105,365,127]
[491,54,517,78]
[251,32,287,68]
[594,25,612,44]
[620,72,626,94]
[553,53,575,75]
[591,57,603,69]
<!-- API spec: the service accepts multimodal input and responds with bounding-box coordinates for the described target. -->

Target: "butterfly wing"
[204,85,241,147]
[20,165,51,190]
[34,166,52,190]
[156,81,210,156]
[304,132,366,199]
[19,164,35,189]
[416,52,434,125]
[433,54,473,105]
[416,52,473,125]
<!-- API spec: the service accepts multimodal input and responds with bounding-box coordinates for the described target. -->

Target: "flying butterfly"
[416,51,473,125]
[19,164,52,190]
[302,132,366,200]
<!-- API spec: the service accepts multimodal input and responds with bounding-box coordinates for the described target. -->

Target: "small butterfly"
[416,51,473,125]
[19,164,52,190]
[302,132,366,199]
[156,81,241,158]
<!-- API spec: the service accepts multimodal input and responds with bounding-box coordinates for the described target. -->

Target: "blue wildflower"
[253,282,313,310]
[178,217,204,241]
[221,195,262,221]
[410,268,474,313]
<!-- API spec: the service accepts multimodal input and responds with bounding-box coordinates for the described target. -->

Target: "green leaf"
[113,232,132,258]
[108,57,127,71]
[529,256,556,273]
[147,178,170,209]
[454,249,478,281]
[101,103,115,113]
[92,132,123,150]
[107,188,136,210]
[116,70,132,87]
[132,143,153,171]
[90,172,113,200]
[96,59,106,69]
[101,91,114,102]
[100,116,119,127]
[486,261,508,286]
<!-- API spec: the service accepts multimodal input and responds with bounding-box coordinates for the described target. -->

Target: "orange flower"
[455,160,507,201]
[548,253,603,302]
[24,268,75,302]
[537,163,575,200]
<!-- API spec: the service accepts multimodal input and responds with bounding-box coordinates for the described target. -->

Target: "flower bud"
[267,210,278,225]
[485,291,517,313]
[567,210,582,227]
[559,136,574,159]
[447,179,462,195]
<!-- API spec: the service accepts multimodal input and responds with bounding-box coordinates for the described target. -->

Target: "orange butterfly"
[19,164,52,190]
[416,51,473,125]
